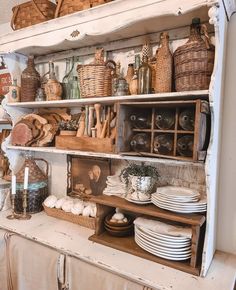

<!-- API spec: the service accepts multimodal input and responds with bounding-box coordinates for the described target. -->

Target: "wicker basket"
[77,48,116,98]
[55,0,113,17]
[43,204,95,229]
[174,18,215,92]
[11,0,56,30]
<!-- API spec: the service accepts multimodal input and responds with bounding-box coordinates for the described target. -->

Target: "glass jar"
[129,113,150,129]
[179,109,195,131]
[130,133,150,152]
[155,109,175,129]
[153,134,173,155]
[177,135,194,157]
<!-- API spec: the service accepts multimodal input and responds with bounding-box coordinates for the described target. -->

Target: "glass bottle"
[153,134,174,155]
[130,113,150,129]
[138,55,152,94]
[21,55,40,102]
[35,88,45,102]
[8,79,20,103]
[130,133,150,152]
[125,64,134,86]
[155,109,175,129]
[129,55,140,95]
[155,32,173,93]
[177,135,194,157]
[112,61,121,95]
[70,76,80,99]
[44,61,62,101]
[62,57,76,99]
[179,109,195,131]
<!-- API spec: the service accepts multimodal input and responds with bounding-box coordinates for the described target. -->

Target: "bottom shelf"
[89,232,200,276]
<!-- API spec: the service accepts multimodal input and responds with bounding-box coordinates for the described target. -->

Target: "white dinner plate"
[156,186,200,198]
[152,200,207,213]
[152,194,205,205]
[135,226,191,248]
[152,197,207,209]
[135,225,191,242]
[152,193,200,203]
[135,229,191,252]
[135,236,192,261]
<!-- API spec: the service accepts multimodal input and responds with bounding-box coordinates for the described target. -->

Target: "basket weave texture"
[43,204,95,229]
[174,23,215,92]
[11,0,56,30]
[55,0,113,17]
[77,48,116,98]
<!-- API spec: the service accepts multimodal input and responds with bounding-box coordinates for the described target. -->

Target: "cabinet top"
[0,0,218,56]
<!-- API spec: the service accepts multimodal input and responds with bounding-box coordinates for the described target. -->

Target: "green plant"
[120,162,159,186]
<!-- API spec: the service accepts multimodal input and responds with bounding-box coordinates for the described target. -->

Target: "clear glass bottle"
[112,61,121,95]
[62,57,75,99]
[130,133,150,152]
[130,113,150,129]
[35,88,45,102]
[155,109,175,129]
[129,55,140,95]
[44,61,62,101]
[70,76,80,99]
[177,135,194,157]
[138,55,152,94]
[8,79,20,103]
[179,109,195,131]
[153,134,173,155]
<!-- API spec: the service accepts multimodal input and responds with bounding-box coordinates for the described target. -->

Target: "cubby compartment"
[117,100,210,161]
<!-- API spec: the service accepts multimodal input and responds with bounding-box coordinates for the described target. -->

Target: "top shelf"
[6,90,209,108]
[0,0,213,55]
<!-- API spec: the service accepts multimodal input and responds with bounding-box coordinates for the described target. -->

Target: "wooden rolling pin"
[84,105,89,137]
[88,106,95,137]
[94,103,102,138]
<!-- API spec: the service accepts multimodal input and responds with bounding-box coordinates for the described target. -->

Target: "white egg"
[110,219,116,223]
[62,201,74,212]
[71,207,81,215]
[44,195,57,208]
[123,218,128,223]
[82,205,92,217]
[112,213,125,220]
[73,202,84,215]
[90,206,97,218]
[55,198,67,209]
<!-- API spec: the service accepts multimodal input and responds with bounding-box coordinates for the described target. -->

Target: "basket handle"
[11,6,20,31]
[34,158,49,177]
[31,0,48,20]
[55,0,63,18]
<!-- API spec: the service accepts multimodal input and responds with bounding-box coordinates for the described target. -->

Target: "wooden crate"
[116,100,210,162]
[89,195,206,276]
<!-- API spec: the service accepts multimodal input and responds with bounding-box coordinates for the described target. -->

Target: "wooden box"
[56,135,115,153]
[116,100,210,162]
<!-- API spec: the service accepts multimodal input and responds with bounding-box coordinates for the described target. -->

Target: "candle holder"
[6,194,18,220]
[18,189,31,220]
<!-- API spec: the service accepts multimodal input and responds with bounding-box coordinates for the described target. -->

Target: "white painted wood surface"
[0,210,235,290]
[0,0,231,280]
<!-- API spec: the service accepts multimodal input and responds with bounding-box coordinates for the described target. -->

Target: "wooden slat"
[90,195,205,226]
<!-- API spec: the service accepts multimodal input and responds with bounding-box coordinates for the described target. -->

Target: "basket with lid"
[77,48,116,98]
[6,155,49,214]
[173,18,215,91]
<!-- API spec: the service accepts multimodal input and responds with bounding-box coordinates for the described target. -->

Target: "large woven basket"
[43,204,95,229]
[174,19,215,92]
[55,0,113,17]
[77,48,116,98]
[11,0,56,30]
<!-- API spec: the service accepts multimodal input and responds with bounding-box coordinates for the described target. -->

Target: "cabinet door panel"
[8,235,60,290]
[0,229,8,290]
[67,256,145,290]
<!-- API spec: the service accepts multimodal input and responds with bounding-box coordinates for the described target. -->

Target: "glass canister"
[179,109,195,131]
[21,55,40,102]
[6,154,49,214]
[155,109,175,129]
[153,134,174,155]
[130,133,150,152]
[177,135,194,157]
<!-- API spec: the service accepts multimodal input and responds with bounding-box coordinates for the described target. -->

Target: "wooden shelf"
[6,91,209,109]
[6,145,205,167]
[90,195,205,226]
[0,120,11,125]
[89,232,200,276]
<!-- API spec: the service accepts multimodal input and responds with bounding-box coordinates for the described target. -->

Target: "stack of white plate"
[151,186,207,213]
[134,224,192,261]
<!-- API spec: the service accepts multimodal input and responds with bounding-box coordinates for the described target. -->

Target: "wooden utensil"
[84,106,89,137]
[94,103,102,138]
[76,112,86,137]
[88,106,95,137]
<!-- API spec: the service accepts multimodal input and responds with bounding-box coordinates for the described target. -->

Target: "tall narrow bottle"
[129,55,140,95]
[44,61,62,101]
[62,58,73,99]
[138,44,152,94]
[155,32,173,93]
[8,79,20,103]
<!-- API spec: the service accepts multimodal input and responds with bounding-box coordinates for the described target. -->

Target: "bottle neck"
[188,24,202,42]
[49,62,56,80]
[12,79,17,86]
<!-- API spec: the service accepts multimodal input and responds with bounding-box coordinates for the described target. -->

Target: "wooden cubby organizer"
[117,100,210,161]
[89,195,206,276]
